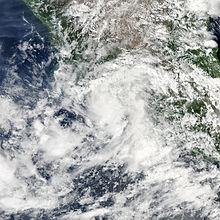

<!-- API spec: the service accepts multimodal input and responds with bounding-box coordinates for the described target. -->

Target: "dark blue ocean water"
[0,0,56,107]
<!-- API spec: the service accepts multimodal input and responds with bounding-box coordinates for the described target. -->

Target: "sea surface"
[0,0,220,219]
[0,0,56,107]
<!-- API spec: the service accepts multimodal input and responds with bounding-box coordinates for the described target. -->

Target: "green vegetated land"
[23,0,220,165]
[158,12,220,165]
[23,0,67,45]
[23,1,220,75]
[23,0,122,67]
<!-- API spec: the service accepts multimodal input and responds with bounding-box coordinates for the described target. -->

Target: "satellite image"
[0,0,219,219]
